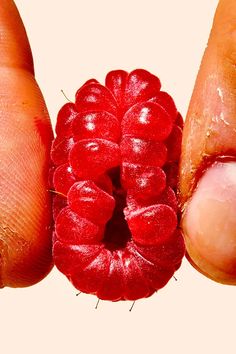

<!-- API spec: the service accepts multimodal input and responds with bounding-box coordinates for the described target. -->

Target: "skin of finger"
[185,233,236,285]
[0,0,53,287]
[0,0,34,72]
[179,0,236,208]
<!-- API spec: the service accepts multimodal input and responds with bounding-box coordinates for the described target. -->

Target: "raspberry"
[122,101,173,141]
[120,137,167,168]
[56,207,102,245]
[67,181,115,224]
[126,205,177,245]
[69,139,120,178]
[122,163,166,201]
[52,69,185,301]
[72,111,120,142]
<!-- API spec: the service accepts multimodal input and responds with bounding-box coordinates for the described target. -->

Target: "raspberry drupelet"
[51,69,185,301]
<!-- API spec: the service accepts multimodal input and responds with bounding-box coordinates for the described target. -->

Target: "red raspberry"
[51,69,185,301]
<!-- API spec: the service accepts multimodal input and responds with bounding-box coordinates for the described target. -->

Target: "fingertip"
[0,0,34,73]
[212,0,236,38]
[182,161,236,284]
[0,1,54,288]
[179,0,236,206]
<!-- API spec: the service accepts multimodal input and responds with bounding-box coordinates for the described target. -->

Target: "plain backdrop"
[1,1,235,354]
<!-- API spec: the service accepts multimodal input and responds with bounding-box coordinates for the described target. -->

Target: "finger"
[0,0,53,287]
[0,0,34,72]
[179,0,236,284]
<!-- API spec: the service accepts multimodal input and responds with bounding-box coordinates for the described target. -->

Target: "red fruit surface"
[52,69,185,301]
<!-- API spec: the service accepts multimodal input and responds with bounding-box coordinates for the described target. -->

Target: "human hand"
[0,0,53,287]
[179,0,236,284]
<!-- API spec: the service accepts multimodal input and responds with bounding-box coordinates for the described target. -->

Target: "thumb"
[0,0,53,287]
[179,0,236,284]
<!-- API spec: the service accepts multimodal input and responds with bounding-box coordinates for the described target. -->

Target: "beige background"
[1,1,235,353]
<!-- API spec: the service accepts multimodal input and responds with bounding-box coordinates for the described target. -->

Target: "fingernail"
[182,161,236,280]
